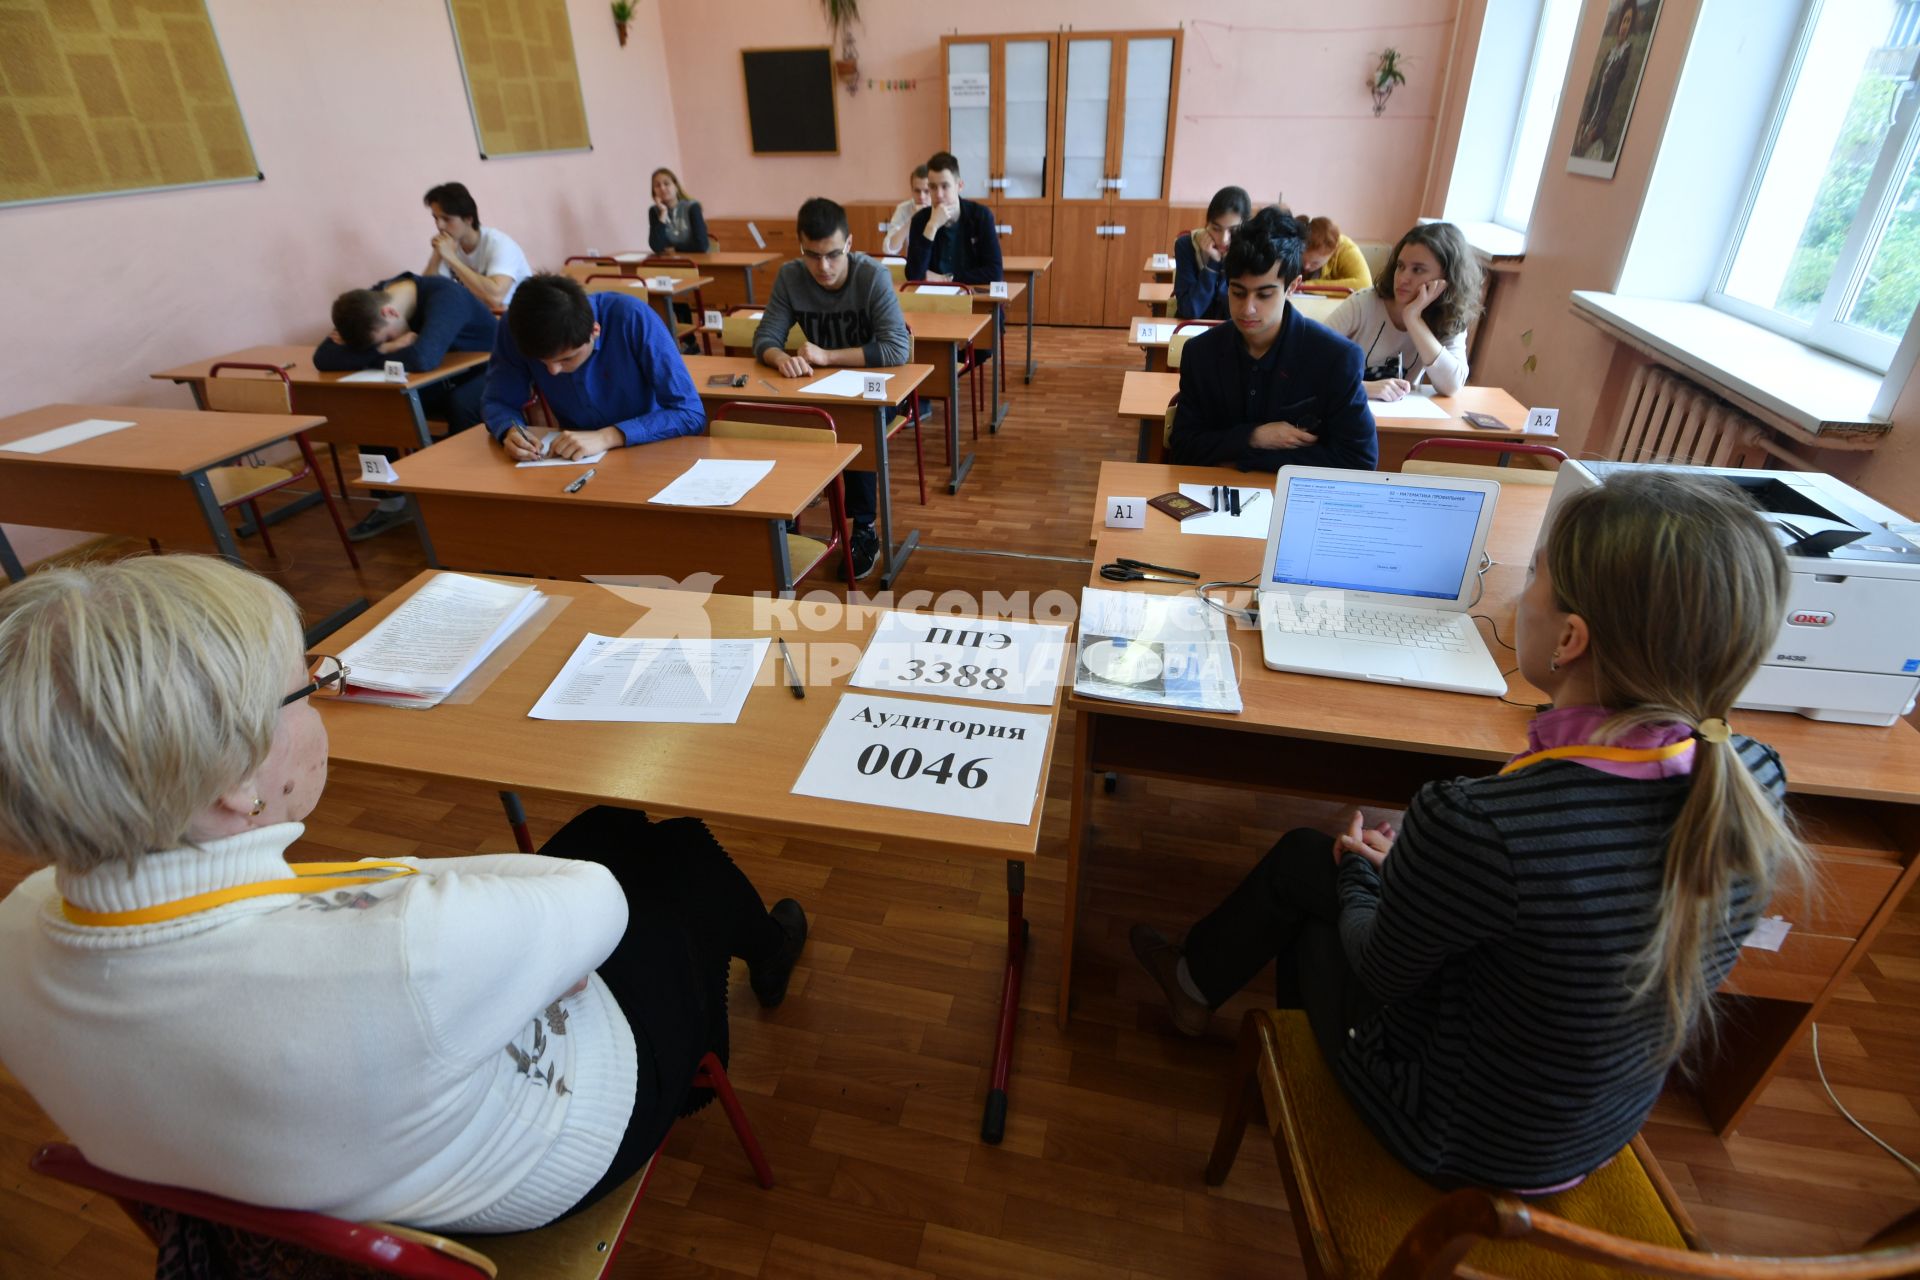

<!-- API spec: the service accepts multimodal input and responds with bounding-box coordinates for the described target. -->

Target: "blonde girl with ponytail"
[1133,468,1808,1192]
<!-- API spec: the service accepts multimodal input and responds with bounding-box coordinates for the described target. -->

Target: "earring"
[250,798,265,817]
[1549,651,1560,672]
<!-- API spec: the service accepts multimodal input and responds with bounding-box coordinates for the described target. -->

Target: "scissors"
[1099,557,1200,584]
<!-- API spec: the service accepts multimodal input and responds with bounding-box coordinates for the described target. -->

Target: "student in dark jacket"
[647,168,709,254]
[905,151,1003,286]
[1172,185,1251,320]
[313,272,496,539]
[1167,208,1376,472]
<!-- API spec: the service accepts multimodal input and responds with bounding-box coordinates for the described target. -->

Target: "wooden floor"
[3,326,1917,1277]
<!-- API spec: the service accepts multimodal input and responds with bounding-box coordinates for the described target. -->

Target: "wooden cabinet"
[942,34,1056,206]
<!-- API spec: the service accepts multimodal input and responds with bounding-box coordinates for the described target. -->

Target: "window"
[1494,0,1583,231]
[1714,0,1920,372]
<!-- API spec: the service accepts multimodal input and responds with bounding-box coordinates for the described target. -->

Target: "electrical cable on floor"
[1811,1023,1920,1180]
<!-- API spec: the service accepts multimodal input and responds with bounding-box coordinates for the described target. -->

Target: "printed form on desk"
[1074,586,1241,714]
[650,458,775,506]
[529,634,769,723]
[336,574,545,707]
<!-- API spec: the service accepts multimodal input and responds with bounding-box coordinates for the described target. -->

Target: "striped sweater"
[1335,736,1782,1187]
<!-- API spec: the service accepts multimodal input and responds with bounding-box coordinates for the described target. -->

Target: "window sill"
[1426,218,1526,268]
[1570,292,1889,443]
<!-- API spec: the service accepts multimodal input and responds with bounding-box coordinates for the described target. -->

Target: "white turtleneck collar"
[56,822,306,916]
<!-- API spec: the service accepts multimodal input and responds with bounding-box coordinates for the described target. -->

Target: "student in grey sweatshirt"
[755,198,911,581]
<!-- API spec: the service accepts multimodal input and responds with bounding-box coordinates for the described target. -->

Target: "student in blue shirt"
[483,274,705,461]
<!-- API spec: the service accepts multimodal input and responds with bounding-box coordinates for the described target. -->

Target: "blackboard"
[741,48,839,155]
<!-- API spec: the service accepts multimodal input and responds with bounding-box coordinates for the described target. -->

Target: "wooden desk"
[1116,372,1554,469]
[1139,282,1174,317]
[1063,462,1920,1137]
[360,430,855,593]
[0,402,327,579]
[1002,255,1054,384]
[1126,316,1215,373]
[1143,256,1175,280]
[319,573,1062,1141]
[903,310,991,494]
[682,355,933,590]
[602,251,780,308]
[583,274,715,345]
[968,282,1023,432]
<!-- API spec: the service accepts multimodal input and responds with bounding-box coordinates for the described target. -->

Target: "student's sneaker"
[346,503,414,542]
[750,899,808,1009]
[1129,924,1211,1037]
[845,524,880,581]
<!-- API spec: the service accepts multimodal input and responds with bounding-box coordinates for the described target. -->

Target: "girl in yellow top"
[1300,216,1372,295]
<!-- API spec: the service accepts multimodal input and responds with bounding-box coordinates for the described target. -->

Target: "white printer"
[1539,462,1920,726]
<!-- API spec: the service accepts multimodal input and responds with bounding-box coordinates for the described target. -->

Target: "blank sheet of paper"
[0,418,137,454]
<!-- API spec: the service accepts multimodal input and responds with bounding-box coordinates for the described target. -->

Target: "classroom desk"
[1001,255,1054,384]
[967,282,1023,432]
[1139,282,1174,317]
[903,310,991,495]
[602,250,781,308]
[0,402,327,579]
[682,355,933,590]
[1143,256,1175,280]
[583,274,715,345]
[318,573,1063,1142]
[1115,372,1552,470]
[357,430,856,593]
[1063,462,1920,1137]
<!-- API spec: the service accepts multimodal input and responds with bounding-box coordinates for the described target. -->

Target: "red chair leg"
[694,1053,773,1189]
[299,435,361,570]
[909,399,927,505]
[498,791,535,853]
[247,500,276,559]
[830,474,854,597]
[329,446,350,510]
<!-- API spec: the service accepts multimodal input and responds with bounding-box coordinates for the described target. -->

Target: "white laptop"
[1256,467,1508,696]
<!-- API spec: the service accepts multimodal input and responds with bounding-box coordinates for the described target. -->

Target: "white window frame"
[1708,0,1920,374]
[1491,0,1581,234]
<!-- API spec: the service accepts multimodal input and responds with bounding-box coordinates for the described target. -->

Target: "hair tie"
[1694,718,1731,745]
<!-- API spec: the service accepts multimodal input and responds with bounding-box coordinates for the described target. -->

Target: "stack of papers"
[529,634,769,723]
[336,574,545,708]
[1073,587,1241,714]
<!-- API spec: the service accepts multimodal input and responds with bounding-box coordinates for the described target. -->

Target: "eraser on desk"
[1148,491,1211,520]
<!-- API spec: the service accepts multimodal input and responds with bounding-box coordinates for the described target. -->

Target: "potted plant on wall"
[823,0,860,94]
[1370,48,1406,116]
[611,0,634,47]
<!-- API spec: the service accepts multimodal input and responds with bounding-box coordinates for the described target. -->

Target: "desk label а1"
[1105,496,1147,529]
[791,693,1051,825]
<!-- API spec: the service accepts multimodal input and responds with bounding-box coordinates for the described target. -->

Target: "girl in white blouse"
[1324,222,1482,399]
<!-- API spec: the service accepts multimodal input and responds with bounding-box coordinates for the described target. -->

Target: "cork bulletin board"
[445,0,591,159]
[0,0,260,208]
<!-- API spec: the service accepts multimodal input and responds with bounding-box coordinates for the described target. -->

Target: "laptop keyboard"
[1269,605,1473,652]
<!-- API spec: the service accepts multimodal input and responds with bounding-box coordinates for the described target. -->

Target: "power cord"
[1812,1023,1920,1181]
[1196,575,1259,624]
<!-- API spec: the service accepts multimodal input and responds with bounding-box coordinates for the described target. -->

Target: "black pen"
[776,637,804,699]
[563,467,596,494]
[1230,488,1241,517]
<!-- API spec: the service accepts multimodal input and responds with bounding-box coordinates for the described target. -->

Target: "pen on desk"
[1240,490,1264,512]
[776,637,804,699]
[563,467,596,494]
[759,377,782,393]
[1230,488,1241,517]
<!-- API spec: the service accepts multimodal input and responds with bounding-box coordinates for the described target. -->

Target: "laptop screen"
[1267,475,1486,600]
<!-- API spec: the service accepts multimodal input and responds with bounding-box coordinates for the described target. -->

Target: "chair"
[1166,321,1220,372]
[718,304,799,359]
[194,361,360,570]
[30,1053,771,1279]
[1206,1009,1920,1280]
[1402,437,1569,486]
[707,400,857,590]
[576,272,706,355]
[898,283,987,445]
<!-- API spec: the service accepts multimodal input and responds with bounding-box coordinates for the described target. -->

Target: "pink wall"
[0,0,682,564]
[657,1,1460,242]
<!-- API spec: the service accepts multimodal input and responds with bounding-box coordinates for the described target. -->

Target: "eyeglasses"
[799,247,848,264]
[284,656,348,706]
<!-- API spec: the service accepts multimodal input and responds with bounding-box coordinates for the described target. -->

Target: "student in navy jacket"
[1168,208,1377,473]
[904,151,1003,286]
[1171,185,1251,321]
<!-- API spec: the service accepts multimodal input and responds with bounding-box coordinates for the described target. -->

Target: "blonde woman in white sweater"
[1324,221,1483,399]
[0,556,805,1232]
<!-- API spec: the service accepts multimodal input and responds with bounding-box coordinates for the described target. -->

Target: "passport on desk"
[1149,491,1212,520]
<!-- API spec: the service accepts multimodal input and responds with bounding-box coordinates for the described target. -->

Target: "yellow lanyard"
[61,861,418,928]
[1499,740,1693,776]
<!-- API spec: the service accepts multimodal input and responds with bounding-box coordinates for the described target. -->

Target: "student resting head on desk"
[755,197,911,582]
[1323,220,1482,400]
[313,271,498,540]
[483,273,706,463]
[423,180,534,312]
[905,150,1003,286]
[1167,206,1377,473]
[0,555,808,1233]
[1299,215,1373,296]
[1131,470,1810,1195]
[1172,185,1252,321]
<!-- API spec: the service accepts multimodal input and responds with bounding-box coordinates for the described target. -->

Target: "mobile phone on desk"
[1462,411,1510,431]
[706,373,749,388]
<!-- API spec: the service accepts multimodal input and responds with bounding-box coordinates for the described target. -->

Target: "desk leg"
[401,389,440,565]
[743,265,758,307]
[1024,277,1037,384]
[0,530,24,583]
[948,345,975,495]
[187,471,246,567]
[875,406,918,589]
[983,858,1028,1144]
[990,306,1009,434]
[767,518,796,596]
[1058,708,1094,1028]
[1135,421,1151,464]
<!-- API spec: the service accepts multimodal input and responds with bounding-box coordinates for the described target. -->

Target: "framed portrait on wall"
[1568,0,1664,180]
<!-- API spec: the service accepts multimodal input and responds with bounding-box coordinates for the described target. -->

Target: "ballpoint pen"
[563,467,596,494]
[759,377,782,393]
[776,637,804,699]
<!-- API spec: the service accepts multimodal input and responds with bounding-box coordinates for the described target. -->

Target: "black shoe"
[751,899,808,1008]
[346,504,413,542]
[845,524,879,581]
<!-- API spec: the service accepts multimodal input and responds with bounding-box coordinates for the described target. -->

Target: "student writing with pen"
[482,274,704,462]
[1323,222,1480,400]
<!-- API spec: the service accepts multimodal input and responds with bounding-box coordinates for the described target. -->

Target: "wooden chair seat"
[785,531,831,580]
[1403,460,1558,485]
[444,1161,651,1279]
[208,463,297,507]
[719,309,800,357]
[1166,323,1217,371]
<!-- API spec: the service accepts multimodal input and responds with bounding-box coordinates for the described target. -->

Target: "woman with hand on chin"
[1172,186,1251,320]
[1325,221,1481,399]
[647,167,709,255]
[1130,470,1808,1194]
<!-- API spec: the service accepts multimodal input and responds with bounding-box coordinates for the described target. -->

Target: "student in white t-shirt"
[882,164,932,257]
[424,181,534,310]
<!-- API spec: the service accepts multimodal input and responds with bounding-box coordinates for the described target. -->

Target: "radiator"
[1612,365,1795,468]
